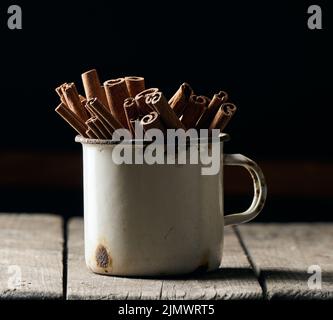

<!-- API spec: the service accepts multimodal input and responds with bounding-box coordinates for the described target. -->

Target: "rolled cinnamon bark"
[98,116,115,136]
[55,84,64,98]
[150,92,186,130]
[62,83,89,122]
[209,102,237,131]
[86,128,98,139]
[55,103,88,137]
[124,98,139,119]
[141,111,165,132]
[80,98,89,115]
[196,91,228,129]
[145,94,154,109]
[86,117,106,139]
[55,84,68,105]
[104,78,130,128]
[135,88,159,116]
[79,95,88,109]
[169,83,193,117]
[84,99,95,117]
[94,118,111,138]
[92,117,113,139]
[87,98,123,131]
[100,85,108,105]
[123,97,139,136]
[203,96,211,106]
[125,76,145,98]
[181,95,207,129]
[81,69,108,107]
[84,100,115,136]
[130,119,141,136]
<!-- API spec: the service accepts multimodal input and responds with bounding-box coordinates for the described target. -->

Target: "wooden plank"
[67,218,262,300]
[1,151,333,196]
[67,217,163,300]
[160,226,262,300]
[0,214,63,299]
[237,223,333,300]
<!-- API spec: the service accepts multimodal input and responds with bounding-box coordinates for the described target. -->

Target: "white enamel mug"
[76,134,267,276]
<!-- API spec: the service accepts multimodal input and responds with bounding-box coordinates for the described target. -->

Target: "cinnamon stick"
[135,88,159,116]
[79,95,88,109]
[169,83,193,117]
[141,111,165,132]
[98,116,114,136]
[209,102,237,131]
[125,76,145,98]
[196,91,228,129]
[130,119,142,138]
[55,84,68,105]
[181,95,207,129]
[123,97,139,136]
[62,83,89,122]
[87,98,123,131]
[55,103,88,137]
[150,92,186,130]
[81,69,108,107]
[104,78,130,128]
[86,128,98,139]
[95,117,113,138]
[145,94,154,109]
[84,99,114,135]
[84,99,96,117]
[86,117,106,139]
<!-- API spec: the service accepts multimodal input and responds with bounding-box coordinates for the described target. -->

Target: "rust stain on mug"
[95,244,112,269]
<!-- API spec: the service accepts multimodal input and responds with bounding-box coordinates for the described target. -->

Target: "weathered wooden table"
[0,214,332,300]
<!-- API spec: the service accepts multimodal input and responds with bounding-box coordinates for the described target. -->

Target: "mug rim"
[75,132,230,145]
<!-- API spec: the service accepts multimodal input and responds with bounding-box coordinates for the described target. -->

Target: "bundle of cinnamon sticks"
[55,69,237,139]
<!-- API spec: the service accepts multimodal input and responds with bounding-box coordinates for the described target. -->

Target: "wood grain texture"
[67,218,262,300]
[0,214,63,299]
[160,226,262,300]
[237,223,333,300]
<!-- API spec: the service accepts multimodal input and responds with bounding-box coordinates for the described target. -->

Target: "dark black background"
[0,1,331,220]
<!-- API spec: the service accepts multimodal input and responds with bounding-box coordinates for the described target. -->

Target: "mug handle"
[223,154,267,226]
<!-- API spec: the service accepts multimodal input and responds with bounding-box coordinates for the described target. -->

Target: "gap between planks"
[237,223,333,300]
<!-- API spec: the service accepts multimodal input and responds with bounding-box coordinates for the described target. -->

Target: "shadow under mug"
[76,133,267,276]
